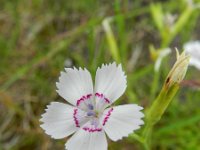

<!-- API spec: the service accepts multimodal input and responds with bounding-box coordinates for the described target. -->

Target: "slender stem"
[143,122,153,149]
[143,83,179,149]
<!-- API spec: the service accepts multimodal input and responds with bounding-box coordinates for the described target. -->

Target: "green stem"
[143,83,179,149]
[143,123,152,150]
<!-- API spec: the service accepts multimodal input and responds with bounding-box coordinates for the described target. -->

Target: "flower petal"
[94,62,127,106]
[184,41,200,70]
[56,67,93,108]
[190,57,200,70]
[40,102,88,139]
[65,129,107,150]
[101,104,144,141]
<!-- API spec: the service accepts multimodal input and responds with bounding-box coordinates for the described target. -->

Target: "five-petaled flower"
[40,62,144,150]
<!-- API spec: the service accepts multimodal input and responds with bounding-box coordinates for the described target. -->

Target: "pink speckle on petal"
[104,98,110,103]
[83,127,102,132]
[103,108,113,126]
[76,94,92,106]
[95,92,110,104]
[73,109,80,127]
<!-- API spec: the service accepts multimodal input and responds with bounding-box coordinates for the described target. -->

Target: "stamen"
[88,104,94,110]
[87,111,95,116]
[91,119,99,128]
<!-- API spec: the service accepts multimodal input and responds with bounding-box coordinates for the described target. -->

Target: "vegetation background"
[0,0,200,149]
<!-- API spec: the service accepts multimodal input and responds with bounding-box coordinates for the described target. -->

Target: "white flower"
[184,41,200,70]
[40,62,144,150]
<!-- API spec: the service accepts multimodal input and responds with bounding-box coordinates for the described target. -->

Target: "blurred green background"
[0,0,200,149]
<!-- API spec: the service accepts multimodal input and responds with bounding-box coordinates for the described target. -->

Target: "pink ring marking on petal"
[76,94,92,106]
[83,127,102,132]
[95,92,110,103]
[73,108,80,127]
[102,108,113,126]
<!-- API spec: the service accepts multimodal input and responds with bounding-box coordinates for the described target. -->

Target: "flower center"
[86,104,99,118]
[73,103,114,133]
[73,93,113,132]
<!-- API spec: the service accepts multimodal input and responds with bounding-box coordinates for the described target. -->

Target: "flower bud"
[165,49,190,88]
